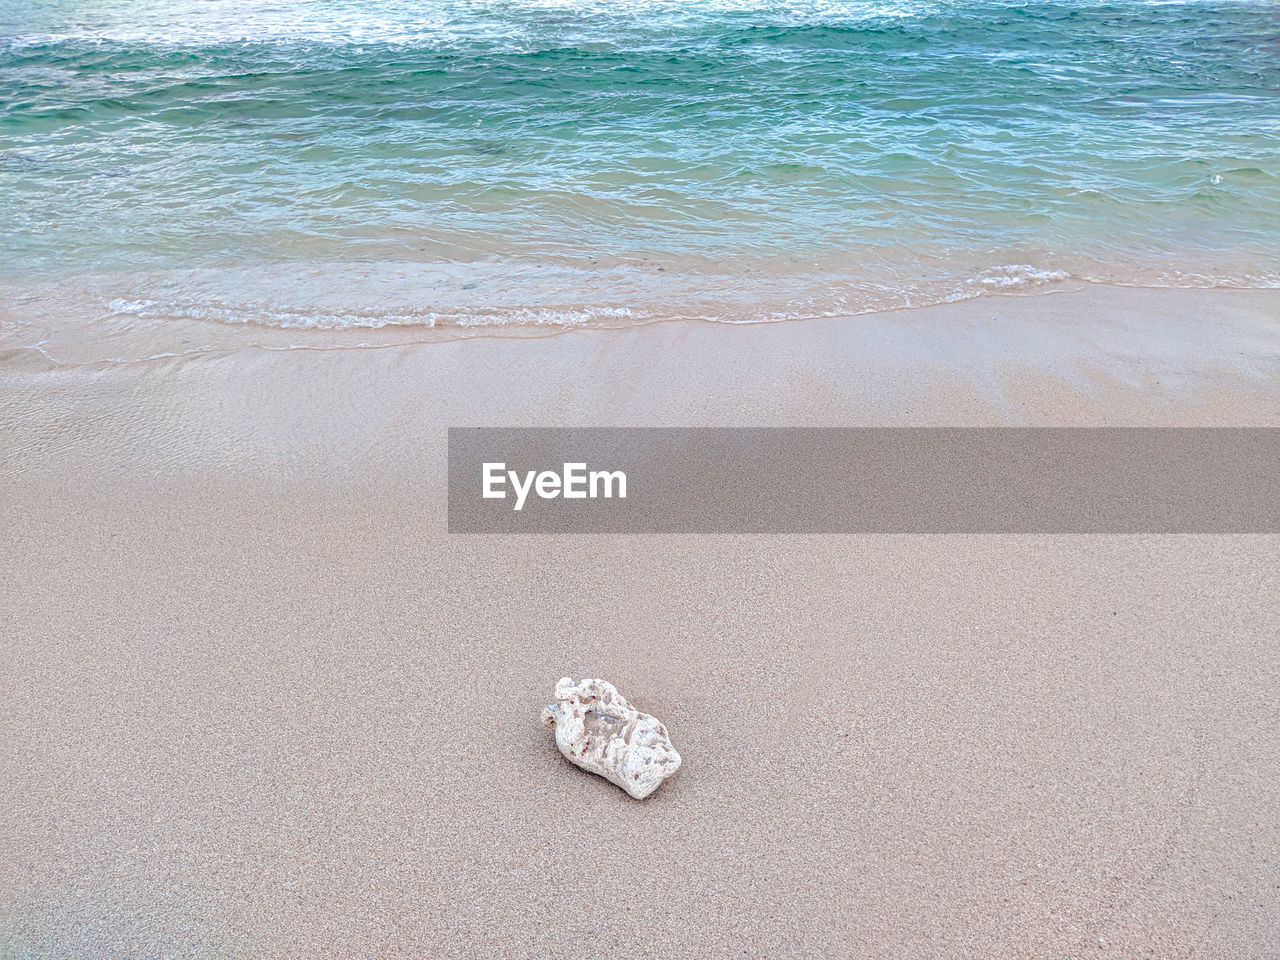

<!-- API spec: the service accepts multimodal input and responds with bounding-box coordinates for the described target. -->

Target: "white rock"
[541,677,681,799]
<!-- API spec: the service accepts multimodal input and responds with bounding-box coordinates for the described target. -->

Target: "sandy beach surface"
[2,286,1278,958]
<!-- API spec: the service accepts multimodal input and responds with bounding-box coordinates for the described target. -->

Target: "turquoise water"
[1,0,1278,336]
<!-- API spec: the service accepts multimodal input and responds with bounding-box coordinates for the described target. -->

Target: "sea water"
[1,0,1277,348]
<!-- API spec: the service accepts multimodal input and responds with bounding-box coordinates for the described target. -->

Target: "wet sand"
[2,286,1278,957]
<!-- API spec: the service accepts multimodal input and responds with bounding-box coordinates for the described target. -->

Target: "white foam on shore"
[966,265,1072,290]
[105,297,642,331]
[2,253,1275,368]
[85,257,1134,333]
[86,256,1081,335]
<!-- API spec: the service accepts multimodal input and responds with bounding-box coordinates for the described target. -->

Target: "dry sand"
[2,285,1278,957]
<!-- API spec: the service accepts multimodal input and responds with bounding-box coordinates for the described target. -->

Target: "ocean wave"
[965,265,1072,290]
[3,0,1276,294]
[104,296,645,331]
[83,257,1278,335]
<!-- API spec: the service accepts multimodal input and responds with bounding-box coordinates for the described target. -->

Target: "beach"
[3,286,1278,956]
[3,0,1279,950]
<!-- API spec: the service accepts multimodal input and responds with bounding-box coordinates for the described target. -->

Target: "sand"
[2,285,1278,957]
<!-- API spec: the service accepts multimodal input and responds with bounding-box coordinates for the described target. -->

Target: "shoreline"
[3,277,1278,367]
[4,285,1277,507]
